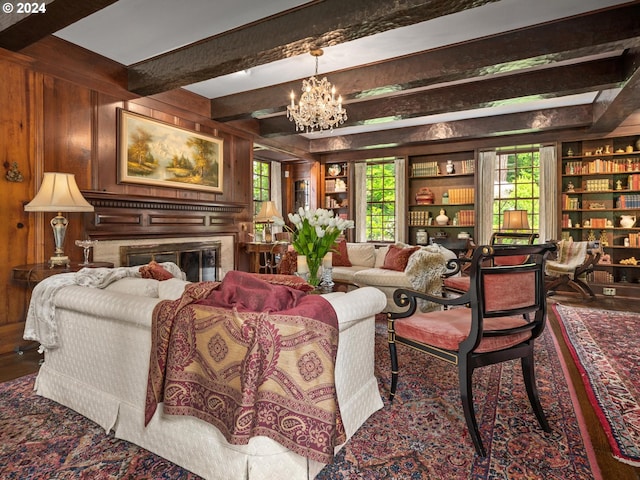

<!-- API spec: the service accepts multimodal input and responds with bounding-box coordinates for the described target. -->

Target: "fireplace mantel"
[82,191,246,240]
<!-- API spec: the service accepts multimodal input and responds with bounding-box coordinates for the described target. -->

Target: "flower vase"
[306,255,323,287]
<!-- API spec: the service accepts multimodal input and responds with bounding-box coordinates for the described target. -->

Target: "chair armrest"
[390,287,471,318]
[442,257,472,278]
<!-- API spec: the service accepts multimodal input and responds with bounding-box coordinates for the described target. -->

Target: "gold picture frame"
[118,110,223,193]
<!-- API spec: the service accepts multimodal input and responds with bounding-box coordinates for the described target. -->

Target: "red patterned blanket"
[145,271,345,463]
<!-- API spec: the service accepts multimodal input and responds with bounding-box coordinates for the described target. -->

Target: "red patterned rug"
[315,320,601,479]
[0,320,600,479]
[552,304,640,467]
[0,373,199,479]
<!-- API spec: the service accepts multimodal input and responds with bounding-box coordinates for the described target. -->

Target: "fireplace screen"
[120,241,221,282]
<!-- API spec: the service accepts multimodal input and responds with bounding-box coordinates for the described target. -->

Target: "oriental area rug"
[0,323,600,479]
[552,304,640,467]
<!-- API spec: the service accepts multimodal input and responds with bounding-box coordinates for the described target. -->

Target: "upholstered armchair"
[388,242,557,456]
[545,240,602,299]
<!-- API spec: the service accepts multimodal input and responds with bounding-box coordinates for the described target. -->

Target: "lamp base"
[263,223,273,243]
[49,254,70,268]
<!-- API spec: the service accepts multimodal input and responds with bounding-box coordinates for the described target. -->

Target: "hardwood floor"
[1,293,639,479]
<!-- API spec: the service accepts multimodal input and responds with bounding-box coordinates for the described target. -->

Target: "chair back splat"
[388,242,557,457]
[442,231,539,295]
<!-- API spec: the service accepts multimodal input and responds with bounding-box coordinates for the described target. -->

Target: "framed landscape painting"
[118,110,223,193]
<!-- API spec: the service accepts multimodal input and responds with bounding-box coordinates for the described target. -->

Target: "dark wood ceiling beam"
[258,58,623,137]
[211,2,640,120]
[591,48,640,132]
[0,0,118,51]
[128,0,498,96]
[307,105,593,153]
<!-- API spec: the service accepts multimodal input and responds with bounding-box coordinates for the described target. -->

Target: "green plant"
[274,208,354,286]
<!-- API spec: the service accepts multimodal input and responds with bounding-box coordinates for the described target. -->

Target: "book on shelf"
[585,217,608,228]
[457,209,475,226]
[561,194,580,210]
[566,159,640,174]
[617,194,640,208]
[447,187,474,204]
[411,161,439,176]
[587,270,614,284]
[459,159,475,174]
[409,210,431,226]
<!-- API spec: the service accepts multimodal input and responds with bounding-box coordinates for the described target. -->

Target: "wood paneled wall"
[0,40,255,355]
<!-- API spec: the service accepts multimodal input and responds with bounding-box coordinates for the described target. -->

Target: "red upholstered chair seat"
[394,309,532,353]
[442,276,470,293]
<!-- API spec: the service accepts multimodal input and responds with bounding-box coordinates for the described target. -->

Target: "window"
[366,159,396,242]
[253,160,270,238]
[493,146,540,232]
[253,160,270,214]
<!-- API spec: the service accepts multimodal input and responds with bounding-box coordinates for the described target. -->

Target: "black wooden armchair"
[388,242,557,456]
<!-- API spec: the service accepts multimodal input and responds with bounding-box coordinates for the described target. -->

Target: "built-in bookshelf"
[320,162,353,241]
[560,135,640,297]
[407,151,477,245]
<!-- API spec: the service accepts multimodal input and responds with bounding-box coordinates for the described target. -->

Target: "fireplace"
[93,235,235,280]
[120,241,220,282]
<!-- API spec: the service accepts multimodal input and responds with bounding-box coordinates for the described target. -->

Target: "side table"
[12,262,115,285]
[244,242,288,274]
[11,261,114,355]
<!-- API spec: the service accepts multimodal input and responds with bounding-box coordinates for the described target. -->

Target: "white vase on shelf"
[620,215,636,228]
[436,209,449,226]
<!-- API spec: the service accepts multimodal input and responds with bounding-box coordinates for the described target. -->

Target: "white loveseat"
[331,243,457,313]
[29,273,386,480]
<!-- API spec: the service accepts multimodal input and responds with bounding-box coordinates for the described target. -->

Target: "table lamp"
[254,200,282,243]
[502,209,530,231]
[24,172,95,267]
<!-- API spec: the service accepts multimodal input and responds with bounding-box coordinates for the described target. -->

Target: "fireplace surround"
[83,191,245,280]
[120,241,221,282]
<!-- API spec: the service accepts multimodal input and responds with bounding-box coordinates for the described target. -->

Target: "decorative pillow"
[139,261,174,281]
[374,245,390,267]
[345,243,376,267]
[382,244,420,271]
[332,239,352,267]
[278,250,298,275]
[248,273,315,292]
[105,277,159,297]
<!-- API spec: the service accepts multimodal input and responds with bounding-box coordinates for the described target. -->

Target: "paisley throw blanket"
[145,271,345,463]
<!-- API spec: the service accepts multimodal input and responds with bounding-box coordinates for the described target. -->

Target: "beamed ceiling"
[1,0,640,160]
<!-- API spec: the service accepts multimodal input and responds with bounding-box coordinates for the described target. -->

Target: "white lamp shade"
[255,200,282,222]
[24,172,94,212]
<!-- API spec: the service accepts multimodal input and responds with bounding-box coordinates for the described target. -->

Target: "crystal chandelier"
[287,49,347,133]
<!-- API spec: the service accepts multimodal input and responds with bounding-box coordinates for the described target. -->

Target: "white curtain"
[271,161,283,232]
[395,157,406,243]
[354,162,367,242]
[477,150,496,244]
[539,145,558,242]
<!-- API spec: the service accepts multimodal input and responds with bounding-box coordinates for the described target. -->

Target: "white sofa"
[331,243,457,313]
[30,274,386,480]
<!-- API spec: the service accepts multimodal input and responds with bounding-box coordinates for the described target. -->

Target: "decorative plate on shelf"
[328,164,341,176]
